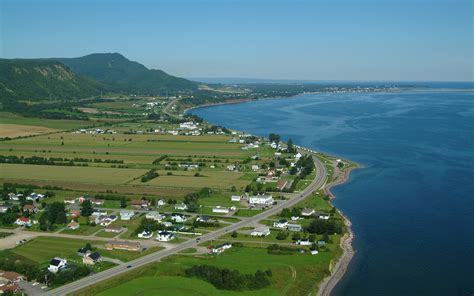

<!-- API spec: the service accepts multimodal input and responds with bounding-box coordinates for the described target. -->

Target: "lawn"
[11,236,100,265]
[98,246,164,262]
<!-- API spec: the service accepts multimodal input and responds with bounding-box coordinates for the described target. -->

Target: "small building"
[317,240,326,246]
[287,224,303,232]
[212,206,230,214]
[248,194,274,206]
[171,214,187,223]
[120,210,135,221]
[130,199,150,209]
[67,221,80,230]
[230,195,241,202]
[291,216,300,221]
[273,219,288,229]
[294,152,302,160]
[251,165,259,171]
[26,192,44,201]
[227,165,236,171]
[48,258,67,273]
[0,204,11,213]
[310,250,319,255]
[77,247,91,257]
[210,243,232,254]
[105,240,142,251]
[8,193,22,201]
[174,203,188,211]
[0,270,25,283]
[196,216,216,223]
[70,210,81,218]
[276,179,289,191]
[138,230,153,239]
[105,226,123,233]
[82,252,102,265]
[64,198,76,204]
[156,231,174,242]
[145,211,163,222]
[318,213,331,220]
[89,198,104,206]
[301,208,315,217]
[157,199,166,207]
[250,226,271,237]
[296,239,311,246]
[22,204,39,213]
[15,216,31,227]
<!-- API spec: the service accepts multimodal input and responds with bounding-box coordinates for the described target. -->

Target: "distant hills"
[53,53,197,94]
[0,53,198,102]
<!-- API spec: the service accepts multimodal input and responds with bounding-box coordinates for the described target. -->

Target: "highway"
[46,155,327,296]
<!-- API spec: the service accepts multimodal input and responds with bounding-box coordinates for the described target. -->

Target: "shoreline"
[181,95,359,296]
[317,164,359,296]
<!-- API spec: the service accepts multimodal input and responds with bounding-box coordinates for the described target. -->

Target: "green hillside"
[0,59,104,101]
[54,53,198,94]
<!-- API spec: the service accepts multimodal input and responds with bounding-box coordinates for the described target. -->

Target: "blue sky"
[1,0,472,81]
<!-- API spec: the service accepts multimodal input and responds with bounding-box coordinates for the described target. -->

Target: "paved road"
[45,155,326,296]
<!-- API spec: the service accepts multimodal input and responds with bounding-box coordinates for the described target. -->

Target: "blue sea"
[191,83,474,296]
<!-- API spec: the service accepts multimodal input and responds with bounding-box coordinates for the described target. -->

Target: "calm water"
[191,86,474,295]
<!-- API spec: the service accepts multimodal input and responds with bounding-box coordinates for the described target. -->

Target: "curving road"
[45,155,326,296]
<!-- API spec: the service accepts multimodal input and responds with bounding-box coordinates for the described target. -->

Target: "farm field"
[0,112,93,130]
[0,163,146,184]
[0,124,57,138]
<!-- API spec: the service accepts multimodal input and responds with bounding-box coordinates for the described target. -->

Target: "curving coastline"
[181,96,359,296]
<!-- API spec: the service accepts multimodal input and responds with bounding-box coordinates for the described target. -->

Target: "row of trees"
[185,264,272,291]
[39,202,67,230]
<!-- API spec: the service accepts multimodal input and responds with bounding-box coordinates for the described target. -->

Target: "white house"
[8,193,22,201]
[138,230,153,239]
[196,216,216,223]
[294,152,302,160]
[120,210,135,220]
[26,193,44,201]
[161,221,173,227]
[249,194,274,206]
[310,250,319,255]
[67,221,80,230]
[231,195,241,202]
[251,165,259,171]
[212,206,230,214]
[291,216,300,221]
[227,165,236,171]
[318,213,331,220]
[296,239,311,246]
[210,243,232,254]
[145,211,163,222]
[157,199,166,207]
[250,226,270,237]
[48,258,67,273]
[174,203,188,211]
[273,219,288,229]
[171,214,187,223]
[156,231,174,242]
[301,208,315,217]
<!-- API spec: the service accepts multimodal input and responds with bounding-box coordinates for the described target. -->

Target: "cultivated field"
[0,124,57,138]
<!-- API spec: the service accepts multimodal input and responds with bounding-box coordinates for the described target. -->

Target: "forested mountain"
[53,53,198,94]
[0,59,104,101]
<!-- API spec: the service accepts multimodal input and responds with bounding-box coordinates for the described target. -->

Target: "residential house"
[8,193,22,201]
[120,210,135,221]
[249,194,274,206]
[212,206,230,214]
[174,203,188,211]
[64,198,76,204]
[0,270,25,283]
[77,248,91,257]
[26,193,44,201]
[301,208,315,217]
[138,230,153,239]
[130,199,150,209]
[251,165,259,171]
[227,165,236,171]
[22,204,38,214]
[145,211,163,222]
[105,240,142,251]
[160,221,173,227]
[171,214,187,223]
[317,240,326,246]
[196,216,216,224]
[273,219,288,229]
[156,231,174,242]
[250,226,271,237]
[15,216,31,227]
[48,258,67,273]
[89,198,104,206]
[157,199,166,207]
[82,252,102,265]
[291,216,300,221]
[70,210,81,218]
[76,196,87,203]
[67,221,80,230]
[310,250,319,255]
[230,195,241,202]
[287,224,303,232]
[0,205,11,214]
[294,152,302,160]
[296,239,311,246]
[209,243,232,254]
[318,213,331,220]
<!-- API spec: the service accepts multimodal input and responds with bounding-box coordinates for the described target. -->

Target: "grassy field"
[74,244,339,296]
[0,163,146,184]
[11,236,101,266]
[0,112,92,130]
